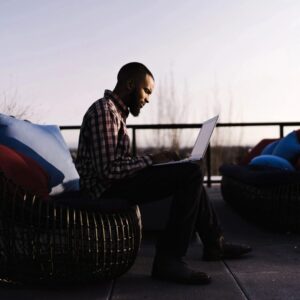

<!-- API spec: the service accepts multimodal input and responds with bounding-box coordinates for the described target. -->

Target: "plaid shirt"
[76,90,152,198]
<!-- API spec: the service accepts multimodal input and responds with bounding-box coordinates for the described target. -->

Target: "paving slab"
[111,186,300,299]
[0,280,114,300]
[224,244,300,273]
[213,186,300,300]
[111,238,246,300]
[236,271,300,300]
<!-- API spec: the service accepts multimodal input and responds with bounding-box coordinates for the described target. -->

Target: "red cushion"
[241,139,278,165]
[0,145,49,197]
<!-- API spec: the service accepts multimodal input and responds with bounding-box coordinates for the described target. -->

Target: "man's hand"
[151,150,181,164]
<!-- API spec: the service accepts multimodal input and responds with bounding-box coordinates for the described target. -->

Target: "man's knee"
[180,163,203,186]
[187,162,203,178]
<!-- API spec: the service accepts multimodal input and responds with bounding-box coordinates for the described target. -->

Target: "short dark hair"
[117,62,154,83]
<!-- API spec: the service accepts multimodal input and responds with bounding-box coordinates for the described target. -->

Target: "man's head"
[114,62,155,117]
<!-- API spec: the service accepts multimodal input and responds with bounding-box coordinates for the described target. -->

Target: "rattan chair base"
[221,175,300,232]
[0,172,142,284]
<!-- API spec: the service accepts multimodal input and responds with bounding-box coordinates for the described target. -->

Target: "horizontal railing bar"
[60,121,300,187]
[60,122,300,130]
[60,125,81,130]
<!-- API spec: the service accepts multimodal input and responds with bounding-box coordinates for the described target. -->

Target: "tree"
[0,90,32,119]
[152,70,190,152]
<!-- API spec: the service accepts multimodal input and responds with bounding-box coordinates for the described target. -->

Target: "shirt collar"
[104,90,129,119]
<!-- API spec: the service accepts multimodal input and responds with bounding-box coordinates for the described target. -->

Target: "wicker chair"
[220,164,300,232]
[0,171,142,284]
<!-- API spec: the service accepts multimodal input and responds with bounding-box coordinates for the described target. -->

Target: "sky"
[1,0,300,146]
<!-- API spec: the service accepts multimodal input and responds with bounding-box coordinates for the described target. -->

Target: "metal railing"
[60,121,300,186]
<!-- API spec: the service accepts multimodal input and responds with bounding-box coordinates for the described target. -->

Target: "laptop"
[154,115,219,166]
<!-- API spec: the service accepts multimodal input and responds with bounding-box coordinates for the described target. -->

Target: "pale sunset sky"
[1,0,300,146]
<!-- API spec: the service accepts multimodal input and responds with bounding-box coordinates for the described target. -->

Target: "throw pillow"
[261,140,279,155]
[272,131,300,162]
[0,145,49,197]
[250,154,295,171]
[241,139,278,165]
[0,114,79,195]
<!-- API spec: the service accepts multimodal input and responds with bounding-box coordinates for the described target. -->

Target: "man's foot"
[151,255,211,285]
[203,236,252,261]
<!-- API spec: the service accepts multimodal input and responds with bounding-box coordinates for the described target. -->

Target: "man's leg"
[195,186,252,261]
[195,188,222,245]
[102,162,219,284]
[103,163,216,256]
[103,162,251,263]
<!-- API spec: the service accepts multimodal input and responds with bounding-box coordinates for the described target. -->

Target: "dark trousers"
[102,162,222,258]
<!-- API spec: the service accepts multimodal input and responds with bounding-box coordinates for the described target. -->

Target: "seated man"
[76,62,251,285]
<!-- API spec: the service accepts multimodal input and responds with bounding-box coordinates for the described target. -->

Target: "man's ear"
[126,79,135,91]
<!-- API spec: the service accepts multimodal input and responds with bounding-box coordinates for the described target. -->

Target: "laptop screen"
[190,115,219,160]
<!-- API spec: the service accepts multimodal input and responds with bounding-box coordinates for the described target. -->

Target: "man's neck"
[107,89,129,119]
[113,86,130,108]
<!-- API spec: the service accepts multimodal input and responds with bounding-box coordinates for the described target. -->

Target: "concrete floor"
[1,186,300,300]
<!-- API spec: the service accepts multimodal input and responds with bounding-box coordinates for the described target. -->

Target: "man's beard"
[128,89,140,117]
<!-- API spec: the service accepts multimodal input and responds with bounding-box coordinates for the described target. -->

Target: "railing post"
[132,128,137,156]
[279,124,284,138]
[206,144,212,188]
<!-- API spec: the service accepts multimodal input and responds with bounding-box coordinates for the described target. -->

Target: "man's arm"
[150,151,181,164]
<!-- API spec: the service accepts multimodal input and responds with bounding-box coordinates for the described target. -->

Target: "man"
[76,62,251,285]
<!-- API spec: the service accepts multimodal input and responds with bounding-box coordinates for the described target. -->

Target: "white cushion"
[0,114,79,195]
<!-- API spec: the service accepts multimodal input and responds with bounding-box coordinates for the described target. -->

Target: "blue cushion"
[250,155,295,171]
[0,114,79,195]
[261,140,279,155]
[220,164,300,187]
[272,131,300,161]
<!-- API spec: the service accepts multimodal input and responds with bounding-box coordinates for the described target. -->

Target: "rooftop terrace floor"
[1,186,300,300]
